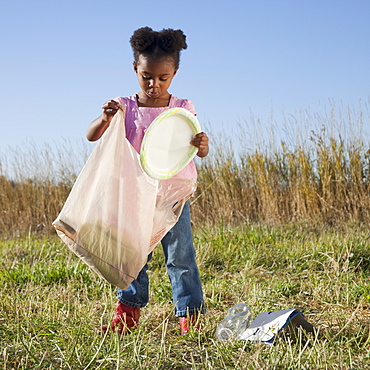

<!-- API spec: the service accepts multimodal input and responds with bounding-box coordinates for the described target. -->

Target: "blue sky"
[1,0,369,150]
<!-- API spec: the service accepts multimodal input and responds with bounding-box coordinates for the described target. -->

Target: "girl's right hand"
[86,100,120,142]
[102,100,120,116]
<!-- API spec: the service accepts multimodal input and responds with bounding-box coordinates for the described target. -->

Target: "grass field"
[1,223,369,369]
[1,106,370,368]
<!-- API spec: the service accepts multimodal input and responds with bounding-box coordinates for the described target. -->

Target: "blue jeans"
[117,201,206,316]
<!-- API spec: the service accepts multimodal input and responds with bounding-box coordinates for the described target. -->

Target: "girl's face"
[134,55,178,106]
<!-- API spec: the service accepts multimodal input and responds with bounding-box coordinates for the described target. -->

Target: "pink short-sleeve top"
[115,95,198,181]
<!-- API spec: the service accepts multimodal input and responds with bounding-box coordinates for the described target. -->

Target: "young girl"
[86,27,209,335]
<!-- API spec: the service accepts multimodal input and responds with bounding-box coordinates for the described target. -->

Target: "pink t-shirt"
[115,95,198,181]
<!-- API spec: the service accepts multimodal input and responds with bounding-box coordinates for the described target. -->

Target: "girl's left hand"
[191,132,209,157]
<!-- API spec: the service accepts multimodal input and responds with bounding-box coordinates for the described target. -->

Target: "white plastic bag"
[53,106,196,289]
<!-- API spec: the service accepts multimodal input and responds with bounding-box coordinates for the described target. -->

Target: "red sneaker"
[99,301,140,335]
[179,315,201,335]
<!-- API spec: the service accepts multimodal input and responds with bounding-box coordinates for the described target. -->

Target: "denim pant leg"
[161,201,206,317]
[117,253,152,308]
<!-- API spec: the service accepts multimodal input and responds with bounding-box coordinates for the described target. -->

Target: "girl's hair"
[130,27,187,68]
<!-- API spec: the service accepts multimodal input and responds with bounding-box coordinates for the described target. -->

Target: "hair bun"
[130,27,157,53]
[130,27,188,68]
[158,29,187,52]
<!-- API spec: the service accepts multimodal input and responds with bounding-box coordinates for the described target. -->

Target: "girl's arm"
[191,132,209,158]
[86,100,120,141]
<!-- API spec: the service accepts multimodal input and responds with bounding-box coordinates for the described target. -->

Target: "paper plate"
[140,108,201,180]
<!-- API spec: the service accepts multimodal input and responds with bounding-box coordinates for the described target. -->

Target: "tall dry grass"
[193,101,370,225]
[1,102,369,236]
[0,139,91,236]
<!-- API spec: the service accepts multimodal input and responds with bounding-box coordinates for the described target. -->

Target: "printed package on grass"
[53,106,198,289]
